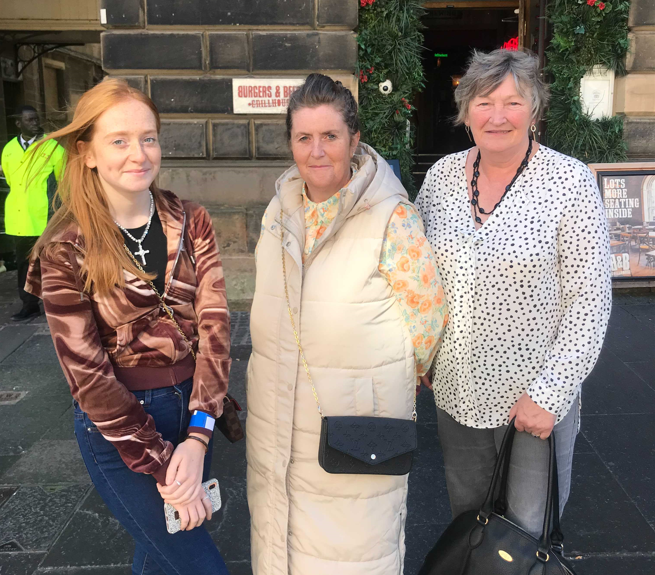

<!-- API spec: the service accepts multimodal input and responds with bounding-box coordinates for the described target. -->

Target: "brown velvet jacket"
[25,190,231,484]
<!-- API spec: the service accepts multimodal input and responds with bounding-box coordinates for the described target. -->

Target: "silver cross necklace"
[114,192,155,265]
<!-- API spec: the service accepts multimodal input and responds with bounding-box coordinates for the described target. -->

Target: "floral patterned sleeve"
[379,203,449,377]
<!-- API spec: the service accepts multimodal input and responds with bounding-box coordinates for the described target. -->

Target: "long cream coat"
[247,145,417,575]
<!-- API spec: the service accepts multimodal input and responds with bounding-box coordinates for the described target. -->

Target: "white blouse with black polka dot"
[415,145,612,429]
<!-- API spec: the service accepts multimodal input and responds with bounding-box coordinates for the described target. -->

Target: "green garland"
[546,0,631,163]
[357,0,425,195]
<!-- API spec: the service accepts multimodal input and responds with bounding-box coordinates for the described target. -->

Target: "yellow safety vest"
[1,136,66,236]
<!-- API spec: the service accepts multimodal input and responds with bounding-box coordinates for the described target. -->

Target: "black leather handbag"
[280,209,417,475]
[418,421,577,575]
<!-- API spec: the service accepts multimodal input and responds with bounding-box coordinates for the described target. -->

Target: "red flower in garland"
[358,70,369,83]
[586,0,595,5]
[401,97,412,110]
[360,0,375,7]
[598,2,605,9]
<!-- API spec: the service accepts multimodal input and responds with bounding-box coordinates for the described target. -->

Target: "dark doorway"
[414,6,519,186]
[3,80,22,141]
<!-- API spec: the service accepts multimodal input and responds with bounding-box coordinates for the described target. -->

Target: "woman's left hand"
[416,374,433,396]
[157,433,207,505]
[508,392,556,440]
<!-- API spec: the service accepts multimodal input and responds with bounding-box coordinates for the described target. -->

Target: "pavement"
[0,267,654,575]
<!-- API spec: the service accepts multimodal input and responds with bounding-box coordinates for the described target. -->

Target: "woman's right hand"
[172,492,213,531]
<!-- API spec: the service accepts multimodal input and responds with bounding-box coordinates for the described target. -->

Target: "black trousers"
[12,236,40,309]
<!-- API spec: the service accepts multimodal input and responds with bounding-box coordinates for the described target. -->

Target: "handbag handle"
[478,419,558,562]
[494,422,564,553]
[278,207,417,421]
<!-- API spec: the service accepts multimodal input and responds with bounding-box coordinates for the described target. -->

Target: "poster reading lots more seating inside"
[591,164,655,279]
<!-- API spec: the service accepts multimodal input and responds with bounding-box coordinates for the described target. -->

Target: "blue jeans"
[74,378,229,575]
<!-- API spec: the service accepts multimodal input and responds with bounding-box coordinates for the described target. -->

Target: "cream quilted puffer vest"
[247,144,416,575]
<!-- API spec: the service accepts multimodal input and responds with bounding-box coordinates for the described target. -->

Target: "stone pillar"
[615,0,655,160]
[99,0,358,305]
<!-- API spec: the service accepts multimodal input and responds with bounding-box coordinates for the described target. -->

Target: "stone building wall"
[100,0,358,206]
[99,0,358,305]
[618,0,655,160]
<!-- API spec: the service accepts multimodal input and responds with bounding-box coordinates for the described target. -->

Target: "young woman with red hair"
[26,78,231,575]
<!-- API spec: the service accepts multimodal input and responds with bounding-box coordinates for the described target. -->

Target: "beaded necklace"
[470,137,533,225]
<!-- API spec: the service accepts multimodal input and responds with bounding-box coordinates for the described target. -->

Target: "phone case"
[164,478,222,534]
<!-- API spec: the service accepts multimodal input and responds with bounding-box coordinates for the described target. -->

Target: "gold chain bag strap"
[122,210,243,443]
[280,207,417,475]
[124,246,195,358]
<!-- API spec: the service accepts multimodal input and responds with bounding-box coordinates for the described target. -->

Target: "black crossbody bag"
[418,419,577,575]
[280,209,417,475]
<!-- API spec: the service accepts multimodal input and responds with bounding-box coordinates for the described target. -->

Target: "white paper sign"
[580,66,615,120]
[232,79,305,114]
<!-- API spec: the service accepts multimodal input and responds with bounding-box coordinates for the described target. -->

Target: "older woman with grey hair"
[416,49,612,536]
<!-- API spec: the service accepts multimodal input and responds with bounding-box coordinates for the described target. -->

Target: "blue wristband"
[189,410,215,432]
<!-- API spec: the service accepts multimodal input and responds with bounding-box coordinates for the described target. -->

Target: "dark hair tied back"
[286,73,359,142]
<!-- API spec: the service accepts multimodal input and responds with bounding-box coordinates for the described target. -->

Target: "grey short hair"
[454,49,549,125]
[286,73,359,141]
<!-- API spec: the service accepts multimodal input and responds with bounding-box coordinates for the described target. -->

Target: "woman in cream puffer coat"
[246,74,448,575]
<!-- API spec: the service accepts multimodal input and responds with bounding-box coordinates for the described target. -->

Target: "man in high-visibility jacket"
[0,106,65,321]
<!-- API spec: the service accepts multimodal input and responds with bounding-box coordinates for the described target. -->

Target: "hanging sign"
[232,78,305,114]
[589,162,655,281]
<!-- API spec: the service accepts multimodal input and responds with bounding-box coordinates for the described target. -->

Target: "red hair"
[32,78,162,294]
